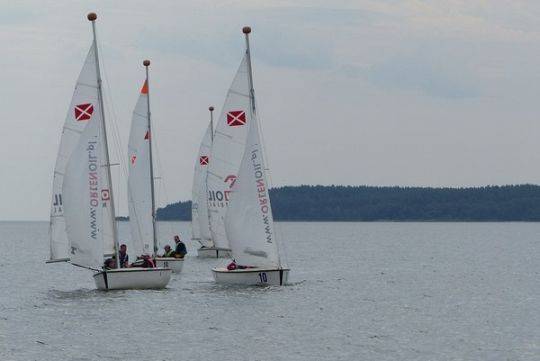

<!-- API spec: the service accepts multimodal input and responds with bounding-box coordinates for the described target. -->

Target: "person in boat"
[226,260,254,270]
[103,257,116,270]
[118,244,129,268]
[173,235,187,258]
[131,254,155,268]
[161,245,175,258]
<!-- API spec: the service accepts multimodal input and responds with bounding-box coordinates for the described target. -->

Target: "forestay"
[224,106,280,268]
[49,43,114,261]
[62,91,105,269]
[192,121,214,247]
[128,80,154,256]
[207,55,250,250]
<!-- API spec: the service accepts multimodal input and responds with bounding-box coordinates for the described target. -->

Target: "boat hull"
[154,257,184,273]
[197,247,231,258]
[212,267,289,286]
[93,267,172,290]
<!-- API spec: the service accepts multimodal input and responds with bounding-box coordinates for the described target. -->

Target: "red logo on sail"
[144,131,150,140]
[130,155,137,165]
[199,156,209,165]
[101,189,110,201]
[74,103,94,121]
[224,174,237,188]
[227,110,246,126]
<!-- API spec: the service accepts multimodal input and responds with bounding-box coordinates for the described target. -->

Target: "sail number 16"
[258,272,267,283]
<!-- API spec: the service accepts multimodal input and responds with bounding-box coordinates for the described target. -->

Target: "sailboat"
[211,27,290,286]
[127,60,184,273]
[192,106,231,258]
[49,13,171,290]
[205,31,254,259]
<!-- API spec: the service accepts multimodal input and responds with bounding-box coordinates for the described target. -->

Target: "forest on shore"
[154,184,540,221]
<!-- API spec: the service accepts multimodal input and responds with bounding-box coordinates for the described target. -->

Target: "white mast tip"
[209,106,214,111]
[87,12,97,21]
[242,26,251,34]
[143,59,151,67]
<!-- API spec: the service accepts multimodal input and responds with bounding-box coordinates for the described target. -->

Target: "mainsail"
[128,80,154,256]
[191,120,214,247]
[206,55,251,250]
[49,44,106,261]
[62,88,105,269]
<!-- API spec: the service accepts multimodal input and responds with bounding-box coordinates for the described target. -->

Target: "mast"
[88,12,120,268]
[243,26,256,114]
[144,60,158,256]
[209,106,214,142]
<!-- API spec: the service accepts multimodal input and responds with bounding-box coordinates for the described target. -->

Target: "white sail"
[62,95,105,269]
[128,80,154,256]
[191,121,214,247]
[207,55,251,250]
[224,107,280,268]
[49,44,99,261]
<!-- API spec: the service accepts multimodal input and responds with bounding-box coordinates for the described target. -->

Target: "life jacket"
[163,250,174,257]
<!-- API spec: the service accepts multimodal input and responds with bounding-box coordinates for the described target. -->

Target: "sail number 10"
[258,272,267,283]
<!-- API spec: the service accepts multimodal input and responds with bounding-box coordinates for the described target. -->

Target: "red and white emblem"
[74,103,94,121]
[224,174,237,188]
[227,110,246,126]
[101,189,110,201]
[130,155,137,165]
[199,156,209,165]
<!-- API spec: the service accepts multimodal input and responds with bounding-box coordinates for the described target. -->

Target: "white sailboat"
[49,13,171,290]
[127,60,184,273]
[206,36,253,258]
[192,106,231,258]
[212,27,289,286]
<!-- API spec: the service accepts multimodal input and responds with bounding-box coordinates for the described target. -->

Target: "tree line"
[155,184,540,221]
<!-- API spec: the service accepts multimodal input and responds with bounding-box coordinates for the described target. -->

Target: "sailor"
[132,254,155,268]
[103,257,116,270]
[173,235,187,258]
[226,260,253,270]
[118,244,129,268]
[161,245,175,257]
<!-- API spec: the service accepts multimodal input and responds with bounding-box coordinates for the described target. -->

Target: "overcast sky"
[2,0,540,220]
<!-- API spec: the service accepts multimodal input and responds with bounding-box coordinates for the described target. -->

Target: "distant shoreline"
[154,184,540,222]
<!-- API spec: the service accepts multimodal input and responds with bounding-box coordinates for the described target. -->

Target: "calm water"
[0,221,538,360]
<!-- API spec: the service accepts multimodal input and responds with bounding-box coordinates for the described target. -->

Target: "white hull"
[155,257,184,273]
[93,267,172,290]
[212,267,289,286]
[197,247,231,258]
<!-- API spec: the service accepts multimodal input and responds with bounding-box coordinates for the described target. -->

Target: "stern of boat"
[212,267,289,286]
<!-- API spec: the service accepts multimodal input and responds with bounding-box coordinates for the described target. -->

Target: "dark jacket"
[175,242,187,257]
[119,252,129,268]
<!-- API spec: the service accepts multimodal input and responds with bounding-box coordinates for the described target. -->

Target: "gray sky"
[2,0,540,220]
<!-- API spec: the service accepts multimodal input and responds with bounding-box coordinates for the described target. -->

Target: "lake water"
[0,221,538,360]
